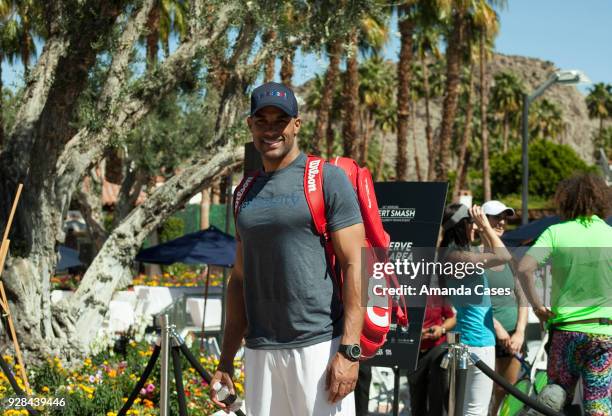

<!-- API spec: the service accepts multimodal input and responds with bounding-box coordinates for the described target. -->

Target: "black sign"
[365,182,448,370]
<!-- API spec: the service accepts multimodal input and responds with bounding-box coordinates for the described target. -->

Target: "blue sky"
[3,1,611,92]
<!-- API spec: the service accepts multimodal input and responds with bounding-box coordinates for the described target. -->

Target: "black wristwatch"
[338,344,361,362]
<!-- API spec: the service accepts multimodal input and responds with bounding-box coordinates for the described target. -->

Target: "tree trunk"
[146,5,161,70]
[411,99,422,181]
[0,54,4,149]
[458,149,471,192]
[422,55,435,181]
[326,119,335,158]
[452,63,474,202]
[313,39,341,155]
[0,1,241,361]
[502,112,509,152]
[200,188,211,229]
[262,30,276,82]
[21,23,31,78]
[375,136,387,181]
[396,8,414,181]
[435,10,466,181]
[360,111,373,166]
[342,30,359,159]
[280,46,296,88]
[480,31,491,201]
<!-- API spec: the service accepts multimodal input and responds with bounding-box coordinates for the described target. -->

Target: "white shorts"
[244,337,356,416]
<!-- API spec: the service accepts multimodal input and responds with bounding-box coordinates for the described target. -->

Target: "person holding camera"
[439,203,512,416]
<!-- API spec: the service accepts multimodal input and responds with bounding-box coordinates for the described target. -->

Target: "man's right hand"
[210,367,235,413]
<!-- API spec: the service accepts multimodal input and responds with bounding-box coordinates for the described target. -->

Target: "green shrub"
[491,139,596,199]
[159,217,185,243]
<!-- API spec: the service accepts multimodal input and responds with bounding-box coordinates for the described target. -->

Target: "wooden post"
[0,184,31,393]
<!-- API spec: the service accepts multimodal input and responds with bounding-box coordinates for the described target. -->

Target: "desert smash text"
[372,259,486,279]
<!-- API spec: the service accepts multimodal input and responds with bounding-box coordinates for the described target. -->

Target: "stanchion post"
[159,314,170,416]
[447,346,457,416]
[454,348,468,416]
[392,366,400,416]
[446,331,468,416]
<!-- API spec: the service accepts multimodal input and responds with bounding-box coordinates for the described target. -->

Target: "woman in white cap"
[439,203,512,415]
[481,200,529,415]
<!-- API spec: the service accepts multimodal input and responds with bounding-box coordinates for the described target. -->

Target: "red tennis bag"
[304,156,407,359]
[233,155,408,360]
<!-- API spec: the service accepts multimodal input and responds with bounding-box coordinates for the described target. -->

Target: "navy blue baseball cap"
[250,82,298,118]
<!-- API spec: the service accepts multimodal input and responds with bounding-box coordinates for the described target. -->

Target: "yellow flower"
[42,386,50,393]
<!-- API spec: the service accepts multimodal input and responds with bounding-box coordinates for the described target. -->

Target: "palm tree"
[312,38,342,154]
[6,0,40,78]
[358,56,395,165]
[586,82,612,138]
[342,29,360,159]
[1,1,23,147]
[452,60,475,201]
[414,25,443,181]
[435,1,469,181]
[373,104,397,180]
[262,29,277,82]
[475,0,501,201]
[145,0,187,70]
[490,70,525,152]
[529,98,565,141]
[280,46,296,88]
[342,13,389,159]
[395,3,417,181]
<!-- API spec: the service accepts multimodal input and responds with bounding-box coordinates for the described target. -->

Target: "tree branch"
[64,143,244,352]
[98,0,156,109]
[75,177,108,251]
[54,3,238,213]
[112,162,147,228]
[0,35,69,173]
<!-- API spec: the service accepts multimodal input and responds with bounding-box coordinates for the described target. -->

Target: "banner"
[366,182,448,370]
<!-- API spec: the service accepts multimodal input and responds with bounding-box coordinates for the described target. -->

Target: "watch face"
[349,344,361,359]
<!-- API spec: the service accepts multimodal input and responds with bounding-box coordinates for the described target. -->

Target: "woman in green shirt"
[481,200,529,415]
[518,174,612,415]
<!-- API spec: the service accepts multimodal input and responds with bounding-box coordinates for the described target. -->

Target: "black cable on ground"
[171,346,188,416]
[0,354,39,416]
[178,343,246,416]
[470,353,562,416]
[118,344,161,416]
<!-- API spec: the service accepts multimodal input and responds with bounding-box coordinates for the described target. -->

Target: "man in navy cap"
[210,82,365,415]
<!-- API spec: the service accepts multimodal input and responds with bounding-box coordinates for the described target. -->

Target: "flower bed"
[131,270,223,288]
[0,339,243,416]
[51,268,225,292]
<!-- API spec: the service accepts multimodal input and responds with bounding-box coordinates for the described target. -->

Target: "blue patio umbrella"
[135,226,236,266]
[57,246,83,271]
[502,215,612,247]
